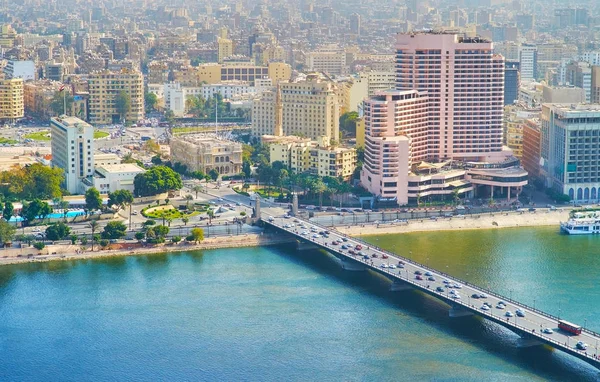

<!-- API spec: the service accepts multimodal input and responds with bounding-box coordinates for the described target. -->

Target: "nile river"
[0,227,599,381]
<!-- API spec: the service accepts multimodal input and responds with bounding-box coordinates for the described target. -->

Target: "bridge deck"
[263,216,600,370]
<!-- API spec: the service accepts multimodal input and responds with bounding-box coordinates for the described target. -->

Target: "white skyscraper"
[50,116,95,194]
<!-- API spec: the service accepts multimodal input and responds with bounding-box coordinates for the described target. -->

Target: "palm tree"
[207,209,214,224]
[88,219,99,251]
[58,199,70,221]
[192,185,203,199]
[166,217,173,227]
[185,194,194,208]
[182,216,189,225]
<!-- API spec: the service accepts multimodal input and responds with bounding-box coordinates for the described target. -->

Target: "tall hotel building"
[361,32,527,205]
[395,33,505,162]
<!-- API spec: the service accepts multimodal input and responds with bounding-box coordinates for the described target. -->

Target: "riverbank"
[336,210,570,236]
[0,234,294,266]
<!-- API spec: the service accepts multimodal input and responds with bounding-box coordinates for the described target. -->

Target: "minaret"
[274,82,283,136]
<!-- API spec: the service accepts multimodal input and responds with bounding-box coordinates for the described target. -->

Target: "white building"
[50,116,95,194]
[94,163,146,194]
[519,44,538,81]
[3,60,35,81]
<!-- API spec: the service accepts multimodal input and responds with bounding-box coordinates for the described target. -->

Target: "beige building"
[23,80,64,119]
[88,69,144,124]
[503,104,541,159]
[173,62,291,87]
[307,50,348,76]
[0,76,24,121]
[0,25,17,48]
[170,135,242,176]
[217,37,233,63]
[266,135,357,180]
[252,74,340,141]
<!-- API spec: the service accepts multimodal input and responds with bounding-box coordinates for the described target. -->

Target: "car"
[388,264,397,269]
[497,300,506,306]
[424,271,433,276]
[341,245,348,250]
[301,231,308,236]
[576,341,587,350]
[483,302,492,308]
[397,260,405,265]
[132,210,138,215]
[312,234,319,238]
[341,238,348,242]
[236,202,241,206]
[397,263,404,269]
[371,254,378,258]
[415,275,423,280]
[428,276,436,281]
[355,245,363,250]
[471,293,480,299]
[453,284,462,289]
[515,309,525,317]
[442,279,450,284]
[505,311,514,317]
[414,270,422,275]
[543,328,553,334]
[268,217,275,222]
[450,289,457,295]
[479,293,488,299]
[331,241,338,245]
[363,255,370,260]
[382,254,389,259]
[436,286,445,292]
[373,220,380,224]
[481,304,490,311]
[452,294,461,299]
[528,207,536,212]
[496,304,505,309]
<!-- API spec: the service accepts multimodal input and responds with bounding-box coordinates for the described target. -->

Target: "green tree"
[0,220,16,245]
[135,231,145,242]
[33,242,45,251]
[49,90,74,116]
[172,236,181,244]
[190,227,204,243]
[185,194,194,208]
[182,216,189,225]
[206,209,215,224]
[57,199,70,221]
[85,187,103,214]
[339,111,359,138]
[88,219,99,251]
[312,179,327,208]
[208,168,219,181]
[242,161,252,179]
[101,221,127,240]
[154,225,169,238]
[192,185,203,198]
[151,154,162,165]
[145,92,158,113]
[99,239,109,248]
[133,166,183,197]
[21,199,52,226]
[2,201,14,221]
[45,222,71,241]
[107,189,134,211]
[164,109,175,124]
[70,234,78,244]
[115,90,131,122]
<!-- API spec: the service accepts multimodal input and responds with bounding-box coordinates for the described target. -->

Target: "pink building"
[395,32,505,162]
[360,90,429,203]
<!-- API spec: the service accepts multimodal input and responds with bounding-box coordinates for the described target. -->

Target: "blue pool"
[9,209,86,223]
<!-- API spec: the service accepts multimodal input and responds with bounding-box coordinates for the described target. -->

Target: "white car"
[480,304,490,311]
[380,264,388,268]
[543,328,553,334]
[388,264,397,269]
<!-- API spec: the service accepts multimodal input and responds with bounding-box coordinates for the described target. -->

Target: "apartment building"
[0,76,24,121]
[217,37,233,63]
[306,50,347,75]
[87,69,144,124]
[23,80,64,119]
[50,116,95,194]
[521,118,542,179]
[173,62,291,86]
[252,74,340,141]
[170,135,242,176]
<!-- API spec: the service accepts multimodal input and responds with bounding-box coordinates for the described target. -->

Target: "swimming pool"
[9,209,86,223]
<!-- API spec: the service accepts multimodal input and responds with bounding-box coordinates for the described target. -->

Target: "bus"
[558,320,582,335]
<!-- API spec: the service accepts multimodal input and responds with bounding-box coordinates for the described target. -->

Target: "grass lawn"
[24,131,51,141]
[0,137,18,144]
[94,130,109,139]
[143,204,201,220]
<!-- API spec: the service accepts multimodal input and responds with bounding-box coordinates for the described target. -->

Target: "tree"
[144,139,161,154]
[33,242,45,251]
[0,220,16,245]
[134,166,183,197]
[207,209,214,224]
[99,239,109,248]
[339,111,359,138]
[0,163,64,200]
[172,236,181,244]
[145,92,158,113]
[57,199,70,221]
[185,194,194,208]
[85,187,103,214]
[107,189,134,212]
[154,225,169,238]
[192,185,203,198]
[134,231,145,242]
[88,219,99,251]
[190,227,204,243]
[182,216,189,225]
[2,201,13,221]
[164,109,175,124]
[101,221,127,240]
[452,189,460,206]
[242,161,252,179]
[21,199,52,226]
[209,168,219,181]
[151,155,163,165]
[49,90,74,116]
[312,179,327,208]
[115,90,131,122]
[45,222,71,241]
[70,234,78,244]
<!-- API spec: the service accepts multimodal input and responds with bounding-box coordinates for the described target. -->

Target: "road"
[264,215,600,370]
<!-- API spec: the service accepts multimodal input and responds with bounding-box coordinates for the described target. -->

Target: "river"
[0,227,598,381]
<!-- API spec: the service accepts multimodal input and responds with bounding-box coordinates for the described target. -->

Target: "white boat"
[560,211,600,235]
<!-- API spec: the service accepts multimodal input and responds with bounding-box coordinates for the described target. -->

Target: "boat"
[560,211,600,235]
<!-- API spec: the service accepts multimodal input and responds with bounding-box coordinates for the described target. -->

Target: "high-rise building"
[88,69,144,124]
[252,74,340,141]
[0,76,24,121]
[522,118,542,179]
[519,44,538,81]
[504,61,520,105]
[360,90,430,203]
[350,13,361,36]
[0,25,17,48]
[50,116,95,194]
[591,66,600,103]
[217,37,233,63]
[395,32,505,161]
[541,104,600,202]
[566,62,592,102]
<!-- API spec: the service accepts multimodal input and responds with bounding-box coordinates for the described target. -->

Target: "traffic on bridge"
[263,214,600,371]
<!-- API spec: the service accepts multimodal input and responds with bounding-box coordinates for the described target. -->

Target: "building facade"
[170,135,242,176]
[50,116,95,194]
[0,77,24,121]
[88,69,144,124]
[395,33,505,161]
[541,104,600,202]
[522,118,542,179]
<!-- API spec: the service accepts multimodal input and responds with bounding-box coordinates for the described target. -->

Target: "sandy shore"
[0,234,294,266]
[336,210,570,236]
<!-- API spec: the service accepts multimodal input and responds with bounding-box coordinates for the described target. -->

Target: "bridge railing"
[265,217,600,340]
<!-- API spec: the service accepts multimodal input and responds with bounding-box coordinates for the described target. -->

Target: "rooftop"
[96,163,145,173]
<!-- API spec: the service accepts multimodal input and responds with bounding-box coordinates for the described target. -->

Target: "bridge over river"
[262,215,600,371]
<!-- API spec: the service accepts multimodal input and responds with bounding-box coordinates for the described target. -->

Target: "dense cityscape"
[0,0,599,380]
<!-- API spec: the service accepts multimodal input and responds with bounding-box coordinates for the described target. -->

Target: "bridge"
[262,215,600,371]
